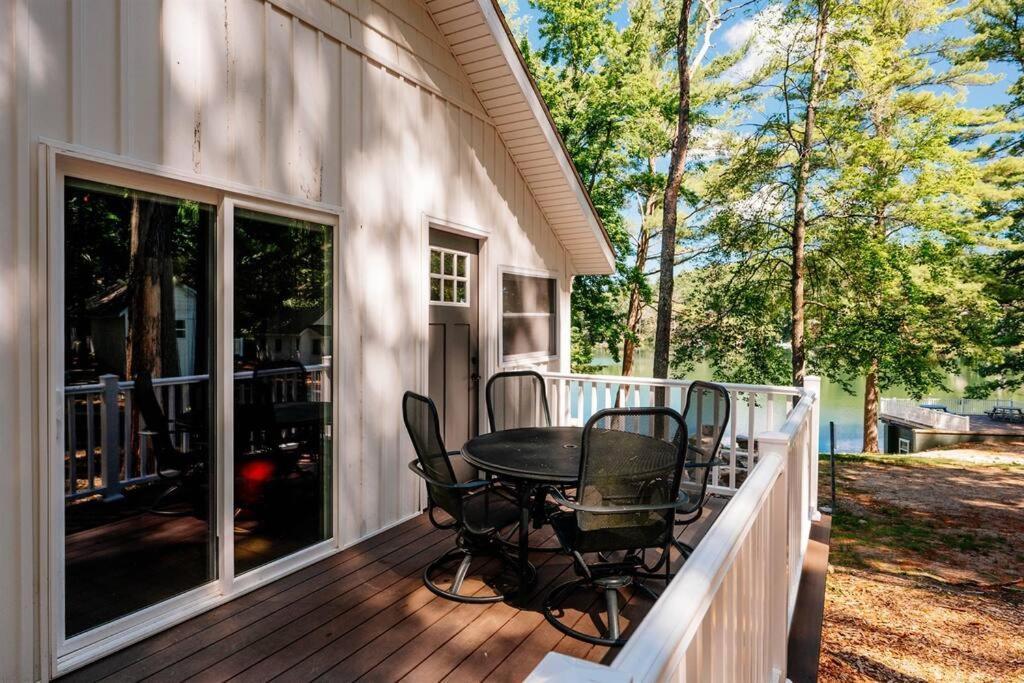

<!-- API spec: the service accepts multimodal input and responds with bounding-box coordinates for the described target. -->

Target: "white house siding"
[0,0,576,678]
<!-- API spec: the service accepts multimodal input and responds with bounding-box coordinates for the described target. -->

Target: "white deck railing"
[880,398,971,431]
[62,360,330,500]
[542,372,813,496]
[529,374,821,683]
[902,396,1015,417]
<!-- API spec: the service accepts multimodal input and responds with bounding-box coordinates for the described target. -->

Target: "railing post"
[321,355,332,402]
[99,374,125,502]
[804,376,822,522]
[759,429,800,626]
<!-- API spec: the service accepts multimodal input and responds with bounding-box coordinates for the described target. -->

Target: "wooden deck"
[61,497,725,682]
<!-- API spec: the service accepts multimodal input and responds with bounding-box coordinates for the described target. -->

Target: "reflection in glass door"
[233,208,333,573]
[62,178,217,637]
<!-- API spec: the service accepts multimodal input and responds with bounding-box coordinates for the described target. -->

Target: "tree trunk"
[652,0,694,383]
[862,358,880,453]
[125,195,179,381]
[791,0,830,388]
[621,195,656,377]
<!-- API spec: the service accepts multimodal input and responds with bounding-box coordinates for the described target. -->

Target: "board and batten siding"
[0,0,576,678]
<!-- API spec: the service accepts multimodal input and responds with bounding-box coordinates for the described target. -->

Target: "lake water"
[589,350,1024,453]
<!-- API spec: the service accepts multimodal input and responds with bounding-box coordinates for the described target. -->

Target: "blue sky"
[513,0,1020,111]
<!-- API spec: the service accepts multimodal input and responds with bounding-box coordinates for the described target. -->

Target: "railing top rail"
[62,363,330,395]
[760,387,817,443]
[540,371,804,397]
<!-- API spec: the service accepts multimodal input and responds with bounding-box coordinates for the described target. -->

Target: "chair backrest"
[577,407,687,542]
[133,371,176,457]
[679,381,731,510]
[485,370,551,432]
[402,391,462,521]
[252,359,309,405]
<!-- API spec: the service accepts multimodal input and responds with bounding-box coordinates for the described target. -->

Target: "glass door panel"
[62,177,217,637]
[232,208,333,573]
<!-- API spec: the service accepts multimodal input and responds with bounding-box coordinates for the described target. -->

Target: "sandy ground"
[817,441,1024,682]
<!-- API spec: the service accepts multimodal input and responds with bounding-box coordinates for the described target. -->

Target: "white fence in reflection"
[63,360,330,501]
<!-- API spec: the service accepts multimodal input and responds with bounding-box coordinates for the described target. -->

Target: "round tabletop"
[462,426,681,484]
[462,426,584,483]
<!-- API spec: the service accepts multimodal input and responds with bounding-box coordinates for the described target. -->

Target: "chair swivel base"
[543,574,651,647]
[424,545,536,604]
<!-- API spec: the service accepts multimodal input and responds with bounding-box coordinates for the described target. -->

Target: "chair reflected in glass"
[673,381,731,556]
[403,391,528,603]
[133,371,210,519]
[234,358,330,573]
[542,406,690,646]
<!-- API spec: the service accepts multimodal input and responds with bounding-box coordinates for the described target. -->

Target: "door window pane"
[63,177,216,637]
[428,247,471,307]
[233,209,333,573]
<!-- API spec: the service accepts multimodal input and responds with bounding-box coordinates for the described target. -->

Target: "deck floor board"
[63,498,725,682]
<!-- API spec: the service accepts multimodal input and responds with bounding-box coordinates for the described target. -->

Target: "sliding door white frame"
[39,141,345,676]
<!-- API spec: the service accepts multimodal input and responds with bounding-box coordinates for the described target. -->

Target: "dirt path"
[817,442,1024,682]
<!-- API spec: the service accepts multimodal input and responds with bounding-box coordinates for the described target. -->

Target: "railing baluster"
[85,393,95,492]
[67,396,77,495]
[747,391,757,466]
[124,389,135,481]
[99,374,124,501]
[729,391,739,489]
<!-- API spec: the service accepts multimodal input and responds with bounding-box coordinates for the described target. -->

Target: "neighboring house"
[0,0,614,678]
[79,281,198,377]
[237,309,329,366]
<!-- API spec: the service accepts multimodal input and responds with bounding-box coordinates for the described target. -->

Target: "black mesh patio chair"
[485,369,552,432]
[673,381,731,557]
[403,391,530,603]
[485,370,561,552]
[134,371,208,517]
[541,406,689,646]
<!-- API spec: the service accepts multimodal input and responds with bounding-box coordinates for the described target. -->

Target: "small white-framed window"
[430,246,470,306]
[500,269,558,363]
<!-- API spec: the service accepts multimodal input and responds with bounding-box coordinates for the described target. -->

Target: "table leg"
[518,482,532,592]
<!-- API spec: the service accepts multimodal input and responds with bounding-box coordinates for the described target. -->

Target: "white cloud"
[721,4,808,84]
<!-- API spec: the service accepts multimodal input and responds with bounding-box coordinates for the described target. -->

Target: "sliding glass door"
[232,208,334,573]
[62,178,217,637]
[55,161,338,663]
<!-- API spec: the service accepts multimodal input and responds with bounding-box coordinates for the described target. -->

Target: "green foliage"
[962,0,1024,395]
[674,0,1008,413]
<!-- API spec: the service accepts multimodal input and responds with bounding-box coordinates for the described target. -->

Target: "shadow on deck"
[61,498,726,682]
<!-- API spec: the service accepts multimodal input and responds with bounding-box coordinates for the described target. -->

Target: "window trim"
[498,266,560,365]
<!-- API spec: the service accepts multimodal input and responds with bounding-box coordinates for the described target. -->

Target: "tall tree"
[963,0,1024,395]
[652,0,696,380]
[523,0,635,370]
[789,0,831,387]
[811,0,1002,451]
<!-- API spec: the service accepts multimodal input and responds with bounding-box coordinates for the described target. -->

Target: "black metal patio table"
[462,425,679,595]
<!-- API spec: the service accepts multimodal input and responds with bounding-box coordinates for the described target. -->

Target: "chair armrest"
[545,485,692,515]
[407,460,493,490]
[139,427,201,437]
